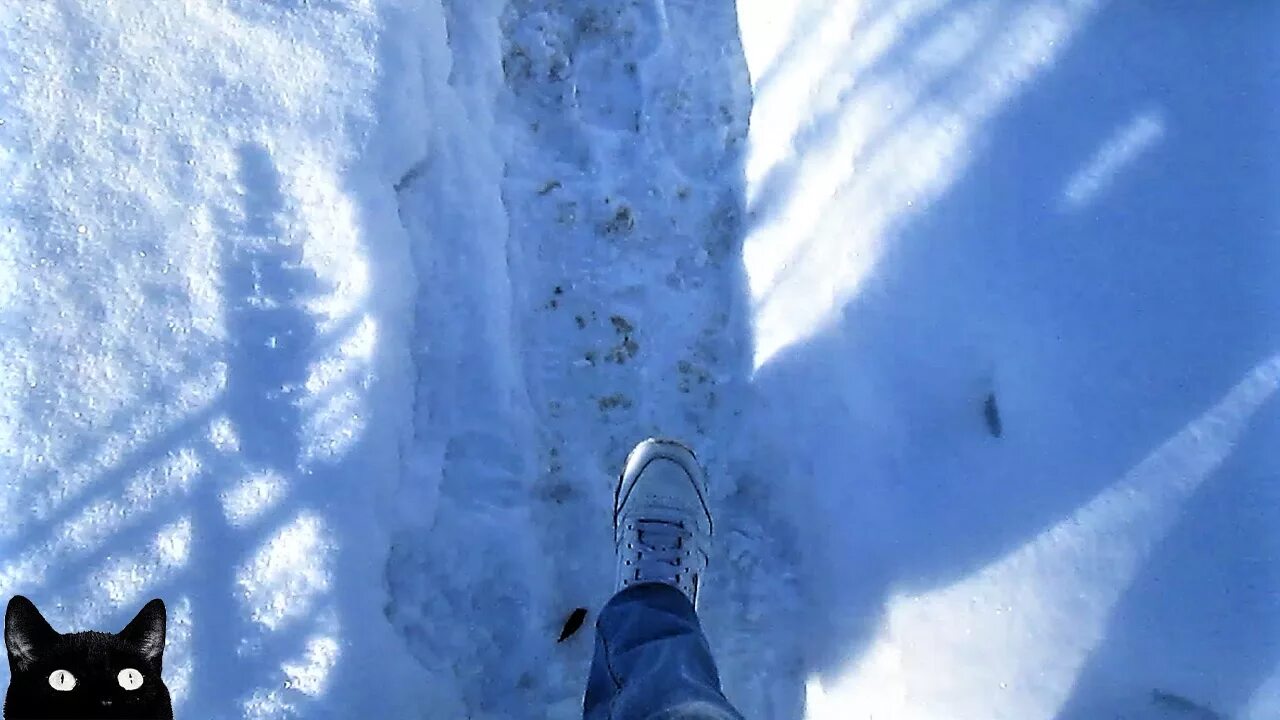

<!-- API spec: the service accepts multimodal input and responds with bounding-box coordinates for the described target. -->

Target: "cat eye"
[48,669,76,691]
[118,668,144,691]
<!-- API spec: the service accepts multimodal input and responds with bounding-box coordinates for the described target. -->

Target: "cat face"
[4,596,173,720]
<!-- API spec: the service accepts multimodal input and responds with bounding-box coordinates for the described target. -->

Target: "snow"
[737,2,1280,718]
[0,1,1276,719]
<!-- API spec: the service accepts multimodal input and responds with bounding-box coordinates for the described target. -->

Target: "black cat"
[4,595,173,720]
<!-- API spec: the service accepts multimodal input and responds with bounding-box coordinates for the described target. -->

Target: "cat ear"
[118,598,166,662]
[6,595,59,672]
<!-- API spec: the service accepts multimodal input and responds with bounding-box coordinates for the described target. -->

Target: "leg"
[584,583,744,720]
[584,438,744,719]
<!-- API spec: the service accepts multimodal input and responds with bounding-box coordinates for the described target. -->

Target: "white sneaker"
[613,438,714,607]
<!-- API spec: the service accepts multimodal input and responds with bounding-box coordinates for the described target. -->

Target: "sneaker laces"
[622,518,692,588]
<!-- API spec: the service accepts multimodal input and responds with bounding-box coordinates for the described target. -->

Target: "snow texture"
[1,1,1276,719]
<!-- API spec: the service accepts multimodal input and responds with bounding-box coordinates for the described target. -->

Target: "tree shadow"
[181,141,320,714]
[740,0,1278,716]
[220,144,313,469]
[0,138,329,716]
[1045,5,1280,716]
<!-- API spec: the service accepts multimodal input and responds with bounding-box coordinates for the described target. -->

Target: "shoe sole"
[613,437,714,535]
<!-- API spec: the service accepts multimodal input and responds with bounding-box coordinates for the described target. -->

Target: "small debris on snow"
[984,392,1003,438]
[597,393,632,411]
[1150,689,1223,719]
[558,608,588,642]
[609,315,633,334]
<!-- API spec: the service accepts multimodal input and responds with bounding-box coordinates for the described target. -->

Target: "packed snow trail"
[382,0,800,715]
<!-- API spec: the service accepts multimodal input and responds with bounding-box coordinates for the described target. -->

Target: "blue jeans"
[584,583,745,720]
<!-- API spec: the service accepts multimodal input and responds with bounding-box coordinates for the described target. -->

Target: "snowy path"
[1,0,1277,719]
[381,1,799,715]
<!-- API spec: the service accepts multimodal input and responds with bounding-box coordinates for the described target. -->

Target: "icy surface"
[1,1,1276,719]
